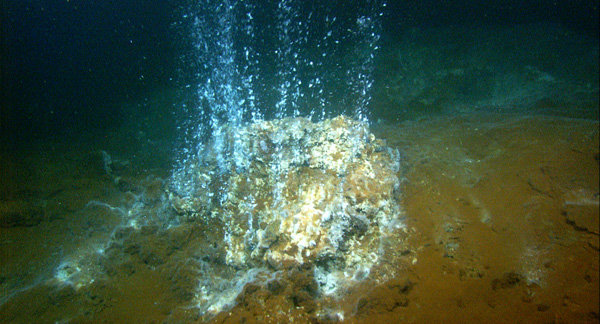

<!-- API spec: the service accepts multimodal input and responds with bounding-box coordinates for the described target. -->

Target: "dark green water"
[2,0,597,148]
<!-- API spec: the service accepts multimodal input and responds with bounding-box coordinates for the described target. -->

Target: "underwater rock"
[0,200,44,227]
[169,115,403,282]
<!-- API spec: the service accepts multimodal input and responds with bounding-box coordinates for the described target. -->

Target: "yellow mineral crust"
[170,115,402,271]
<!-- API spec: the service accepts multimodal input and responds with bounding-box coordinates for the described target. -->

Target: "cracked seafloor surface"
[1,113,598,324]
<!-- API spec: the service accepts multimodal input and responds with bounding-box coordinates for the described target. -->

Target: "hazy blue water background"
[2,0,598,147]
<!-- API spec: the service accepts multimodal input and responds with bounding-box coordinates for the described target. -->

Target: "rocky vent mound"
[169,115,403,282]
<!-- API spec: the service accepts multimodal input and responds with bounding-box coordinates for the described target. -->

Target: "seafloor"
[1,113,598,324]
